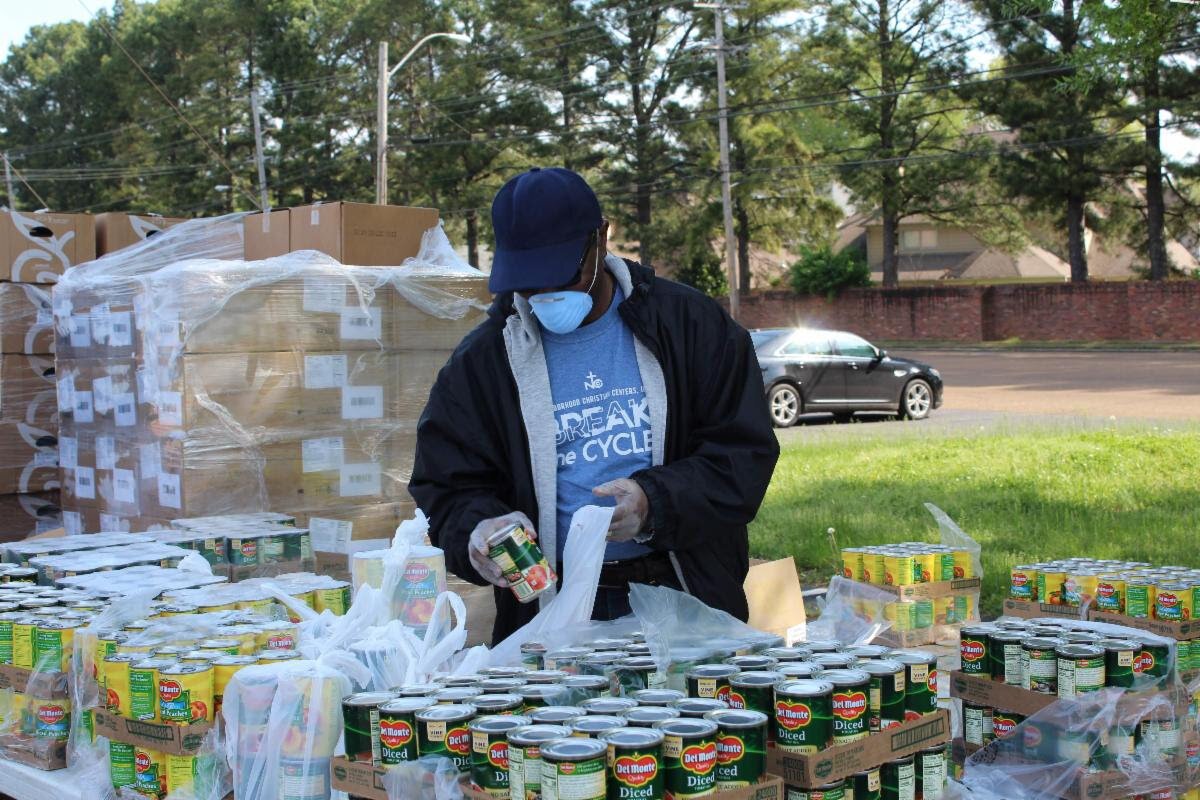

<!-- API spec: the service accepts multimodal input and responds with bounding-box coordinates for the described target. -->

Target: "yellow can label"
[12,619,36,669]
[883,555,916,587]
[913,553,937,584]
[159,667,215,724]
[952,550,974,579]
[861,552,885,584]
[312,586,349,615]
[841,550,863,581]
[166,753,199,795]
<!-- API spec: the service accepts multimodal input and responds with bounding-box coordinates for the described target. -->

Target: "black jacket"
[408,260,780,644]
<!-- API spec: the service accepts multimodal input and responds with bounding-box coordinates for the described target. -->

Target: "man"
[409,167,779,644]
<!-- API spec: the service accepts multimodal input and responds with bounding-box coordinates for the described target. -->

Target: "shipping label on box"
[1,210,96,282]
[243,209,290,260]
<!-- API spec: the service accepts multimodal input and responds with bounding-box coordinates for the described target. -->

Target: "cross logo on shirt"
[584,371,604,390]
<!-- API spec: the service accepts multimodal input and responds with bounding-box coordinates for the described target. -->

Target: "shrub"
[789,246,870,297]
[675,242,728,297]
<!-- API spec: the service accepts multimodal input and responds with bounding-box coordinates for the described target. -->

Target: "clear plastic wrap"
[380,755,465,800]
[53,213,488,535]
[808,576,897,644]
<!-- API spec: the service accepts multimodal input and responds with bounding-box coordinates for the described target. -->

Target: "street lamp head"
[446,33,471,44]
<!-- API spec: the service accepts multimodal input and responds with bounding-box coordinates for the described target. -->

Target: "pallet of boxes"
[839,542,982,647]
[53,205,487,579]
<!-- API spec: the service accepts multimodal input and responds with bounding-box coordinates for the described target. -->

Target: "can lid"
[1055,644,1105,659]
[134,656,180,669]
[673,698,728,717]
[345,691,403,707]
[572,715,626,734]
[624,707,681,724]
[725,655,777,670]
[546,647,593,659]
[518,684,569,699]
[580,652,626,665]
[988,630,1028,643]
[704,709,768,729]
[415,703,476,723]
[530,706,587,724]
[525,669,569,683]
[776,679,835,698]
[508,724,573,746]
[212,655,258,667]
[686,664,739,679]
[469,714,532,734]
[654,717,718,737]
[580,698,638,714]
[776,663,823,679]
[479,666,528,677]
[474,677,523,693]
[436,674,483,687]
[433,687,484,702]
[472,693,523,710]
[802,639,844,653]
[760,647,812,662]
[520,641,547,653]
[541,737,607,762]
[730,670,785,688]
[887,649,938,666]
[380,697,436,714]
[811,653,858,668]
[161,662,209,675]
[601,726,666,748]
[484,523,525,547]
[631,689,685,705]
[562,675,608,689]
[1023,637,1067,649]
[857,659,905,676]
[1096,639,1140,651]
[819,668,870,688]
[589,638,635,650]
[616,656,658,669]
[840,645,891,659]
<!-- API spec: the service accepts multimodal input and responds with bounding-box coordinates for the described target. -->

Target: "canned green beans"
[623,707,681,728]
[705,709,767,788]
[631,689,686,707]
[469,714,530,799]
[673,698,728,719]
[610,657,666,696]
[726,671,784,718]
[1099,639,1138,688]
[545,647,593,674]
[988,630,1026,686]
[958,626,991,677]
[655,717,719,799]
[415,703,476,771]
[539,738,609,800]
[602,727,664,800]
[530,706,587,726]
[825,668,871,744]
[571,715,625,739]
[916,744,947,799]
[685,664,739,702]
[1056,644,1105,698]
[785,781,845,799]
[859,659,906,732]
[849,767,882,800]
[508,724,571,800]
[888,650,938,721]
[563,675,609,701]
[581,697,638,716]
[472,693,525,716]
[342,691,394,764]
[880,755,916,800]
[773,679,834,753]
[1021,637,1063,695]
[963,703,993,747]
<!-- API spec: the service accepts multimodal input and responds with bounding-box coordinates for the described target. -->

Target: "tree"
[817,0,998,288]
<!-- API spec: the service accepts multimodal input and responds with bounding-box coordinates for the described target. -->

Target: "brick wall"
[727,281,1200,342]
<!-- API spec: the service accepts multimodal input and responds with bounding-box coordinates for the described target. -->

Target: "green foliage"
[788,246,870,297]
[673,240,728,297]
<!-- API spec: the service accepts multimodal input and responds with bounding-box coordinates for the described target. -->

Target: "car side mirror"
[873,348,886,361]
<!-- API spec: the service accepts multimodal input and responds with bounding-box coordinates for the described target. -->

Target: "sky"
[1,1,1196,162]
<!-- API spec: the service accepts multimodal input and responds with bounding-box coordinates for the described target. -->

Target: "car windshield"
[751,330,785,349]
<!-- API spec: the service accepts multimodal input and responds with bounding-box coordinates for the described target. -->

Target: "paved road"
[777,349,1200,441]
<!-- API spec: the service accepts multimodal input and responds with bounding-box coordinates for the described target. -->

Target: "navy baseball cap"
[489,167,602,293]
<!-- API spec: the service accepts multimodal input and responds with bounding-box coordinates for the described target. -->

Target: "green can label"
[1125,584,1151,618]
[110,741,137,788]
[379,714,418,764]
[714,730,764,787]
[1134,645,1170,680]
[542,755,606,800]
[1057,655,1105,698]
[725,685,772,716]
[417,719,472,771]
[959,636,989,676]
[881,760,914,800]
[489,525,554,603]
[832,688,869,743]
[869,672,906,731]
[775,696,832,752]
[913,600,934,629]
[471,731,510,797]
[1022,648,1058,694]
[129,666,158,721]
[0,618,12,664]
[663,735,718,798]
[609,748,663,799]
[903,664,937,720]
[1094,579,1122,612]
[229,538,258,567]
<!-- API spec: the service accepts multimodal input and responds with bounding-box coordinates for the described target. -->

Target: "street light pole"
[376,32,470,206]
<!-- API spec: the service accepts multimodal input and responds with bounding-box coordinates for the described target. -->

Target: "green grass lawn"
[749,425,1200,618]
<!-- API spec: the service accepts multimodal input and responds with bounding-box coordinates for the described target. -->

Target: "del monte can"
[824,668,871,744]
[602,726,664,799]
[654,717,718,799]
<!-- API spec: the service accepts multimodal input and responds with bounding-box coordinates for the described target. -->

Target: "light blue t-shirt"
[542,282,653,563]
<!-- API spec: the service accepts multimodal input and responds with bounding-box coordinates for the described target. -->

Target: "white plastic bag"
[381,755,465,800]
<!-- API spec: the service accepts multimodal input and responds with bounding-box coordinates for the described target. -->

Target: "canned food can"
[133,747,167,799]
[674,698,728,720]
[610,657,666,697]
[31,697,70,740]
[777,663,823,681]
[655,717,719,799]
[469,714,531,798]
[623,707,681,729]
[880,756,915,800]
[11,615,36,669]
[785,781,845,799]
[109,740,137,789]
[395,548,448,629]
[415,703,476,771]
[631,689,686,708]
[311,582,351,615]
[958,626,992,677]
[166,753,213,799]
[888,650,938,720]
[0,610,21,665]
[685,664,739,702]
[435,687,485,705]
[278,755,331,800]
[841,549,863,581]
[486,523,556,604]
[705,709,767,788]
[508,724,572,800]
[530,706,588,727]
[34,619,82,673]
[228,537,259,567]
[562,674,609,702]
[518,684,571,713]
[579,652,625,679]
[525,669,569,685]
[377,697,433,765]
[544,647,593,675]
[131,657,176,722]
[1133,640,1172,682]
[212,655,256,715]
[1037,569,1067,606]
[883,553,916,587]
[913,552,937,584]
[539,737,608,800]
[773,679,834,753]
[159,663,214,724]
[103,652,138,714]
[916,744,947,799]
[1063,572,1099,608]
[1020,637,1063,695]
[1094,575,1125,613]
[990,709,1025,741]
[725,654,778,672]
[850,767,882,800]
[964,703,992,747]
[581,697,638,717]
[988,630,1026,686]
[342,691,393,764]
[1156,582,1194,621]
[726,671,784,719]
[824,668,871,745]
[1056,644,1106,698]
[860,659,906,732]
[520,642,546,669]
[602,726,664,798]
[861,551,885,585]
[571,714,625,739]
[1125,580,1155,618]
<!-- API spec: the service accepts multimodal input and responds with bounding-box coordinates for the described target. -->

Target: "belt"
[598,551,677,590]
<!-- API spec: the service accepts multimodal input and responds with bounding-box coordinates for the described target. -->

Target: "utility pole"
[696,3,741,321]
[3,153,14,210]
[376,33,470,205]
[250,89,270,214]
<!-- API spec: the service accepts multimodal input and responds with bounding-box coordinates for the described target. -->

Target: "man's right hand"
[468,512,538,588]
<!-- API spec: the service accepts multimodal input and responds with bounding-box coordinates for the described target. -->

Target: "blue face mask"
[529,248,600,335]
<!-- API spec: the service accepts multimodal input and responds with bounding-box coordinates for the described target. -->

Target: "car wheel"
[768,383,801,428]
[901,379,933,420]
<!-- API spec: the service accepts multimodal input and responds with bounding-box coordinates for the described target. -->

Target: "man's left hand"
[592,478,650,542]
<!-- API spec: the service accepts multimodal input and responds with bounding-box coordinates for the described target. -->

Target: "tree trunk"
[1067,192,1088,282]
[881,211,899,289]
[1144,60,1168,281]
[466,208,479,268]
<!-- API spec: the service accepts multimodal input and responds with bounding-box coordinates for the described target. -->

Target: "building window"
[900,229,938,251]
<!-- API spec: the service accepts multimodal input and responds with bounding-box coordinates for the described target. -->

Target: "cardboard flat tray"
[91,707,214,755]
[1002,598,1088,620]
[873,577,982,601]
[0,664,69,698]
[0,734,68,771]
[766,709,951,787]
[329,756,786,800]
[949,672,1189,720]
[1087,610,1200,640]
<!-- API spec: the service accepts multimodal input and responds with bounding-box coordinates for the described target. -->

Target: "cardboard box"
[294,501,413,552]
[766,709,950,787]
[328,758,786,800]
[0,733,67,770]
[55,357,144,431]
[51,284,143,360]
[875,577,982,602]
[0,664,70,697]
[1087,610,1200,640]
[0,421,58,494]
[243,209,290,260]
[290,202,439,265]
[0,211,95,283]
[745,557,807,645]
[0,491,61,540]
[0,354,58,430]
[230,558,317,582]
[948,671,1058,718]
[94,213,183,256]
[0,282,54,354]
[1002,598,1088,621]
[91,706,214,755]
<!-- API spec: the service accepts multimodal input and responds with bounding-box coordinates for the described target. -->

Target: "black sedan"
[751,328,943,427]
